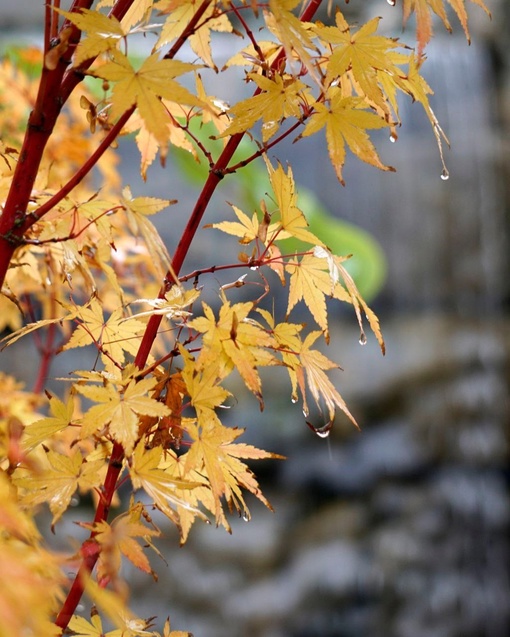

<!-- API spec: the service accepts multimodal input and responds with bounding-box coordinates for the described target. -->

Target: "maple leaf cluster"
[0,0,489,635]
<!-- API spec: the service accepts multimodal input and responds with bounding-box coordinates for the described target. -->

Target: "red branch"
[1,0,326,631]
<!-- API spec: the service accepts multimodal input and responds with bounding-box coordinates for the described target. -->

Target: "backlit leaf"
[129,442,205,528]
[184,417,282,525]
[55,8,126,65]
[189,300,279,404]
[302,90,393,184]
[23,394,75,449]
[63,298,145,365]
[92,50,201,146]
[220,73,307,141]
[13,449,104,525]
[79,376,170,454]
[402,0,490,55]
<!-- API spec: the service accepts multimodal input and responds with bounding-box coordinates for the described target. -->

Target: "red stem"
[54,440,125,630]
[133,0,325,365]
[163,0,213,60]
[31,109,135,224]
[13,0,325,631]
[0,1,95,289]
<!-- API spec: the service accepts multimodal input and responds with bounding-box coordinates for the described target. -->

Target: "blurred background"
[2,1,510,636]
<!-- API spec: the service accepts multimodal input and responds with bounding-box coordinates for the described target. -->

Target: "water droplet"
[307,420,334,438]
[389,132,398,143]
[359,332,367,346]
[302,407,309,418]
[261,121,276,132]
[249,265,259,271]
[212,98,229,113]
[242,513,250,522]
[70,495,80,507]
[291,396,298,404]
[387,0,396,5]
[440,168,450,180]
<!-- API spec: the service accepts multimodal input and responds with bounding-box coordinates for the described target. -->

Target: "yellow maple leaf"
[285,253,341,341]
[0,293,22,332]
[126,285,200,322]
[330,253,385,355]
[125,104,196,179]
[220,73,308,141]
[302,90,393,184]
[86,507,160,582]
[299,331,357,426]
[188,2,233,70]
[395,53,450,175]
[129,442,206,529]
[156,0,232,69]
[179,346,231,418]
[55,8,127,65]
[267,160,325,245]
[0,299,78,349]
[93,50,201,145]
[402,0,490,56]
[257,308,357,426]
[184,417,282,526]
[208,204,261,245]
[163,617,193,637]
[13,449,104,525]
[189,300,279,404]
[265,0,318,83]
[119,0,154,31]
[23,394,75,450]
[223,40,281,71]
[63,298,145,365]
[121,186,176,277]
[78,376,170,454]
[315,12,401,111]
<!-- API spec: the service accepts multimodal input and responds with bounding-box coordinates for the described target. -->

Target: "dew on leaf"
[441,168,450,180]
[389,132,398,143]
[212,98,229,113]
[359,332,367,346]
[261,121,276,132]
[387,0,396,5]
[291,396,298,404]
[306,419,334,438]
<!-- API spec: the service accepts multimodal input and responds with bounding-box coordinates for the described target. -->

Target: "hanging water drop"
[359,332,367,346]
[291,396,298,404]
[302,407,309,418]
[389,132,398,143]
[440,168,450,180]
[307,419,334,438]
[241,512,250,522]
[387,0,396,5]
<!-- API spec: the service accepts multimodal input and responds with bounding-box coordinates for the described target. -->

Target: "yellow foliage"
[0,0,487,634]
